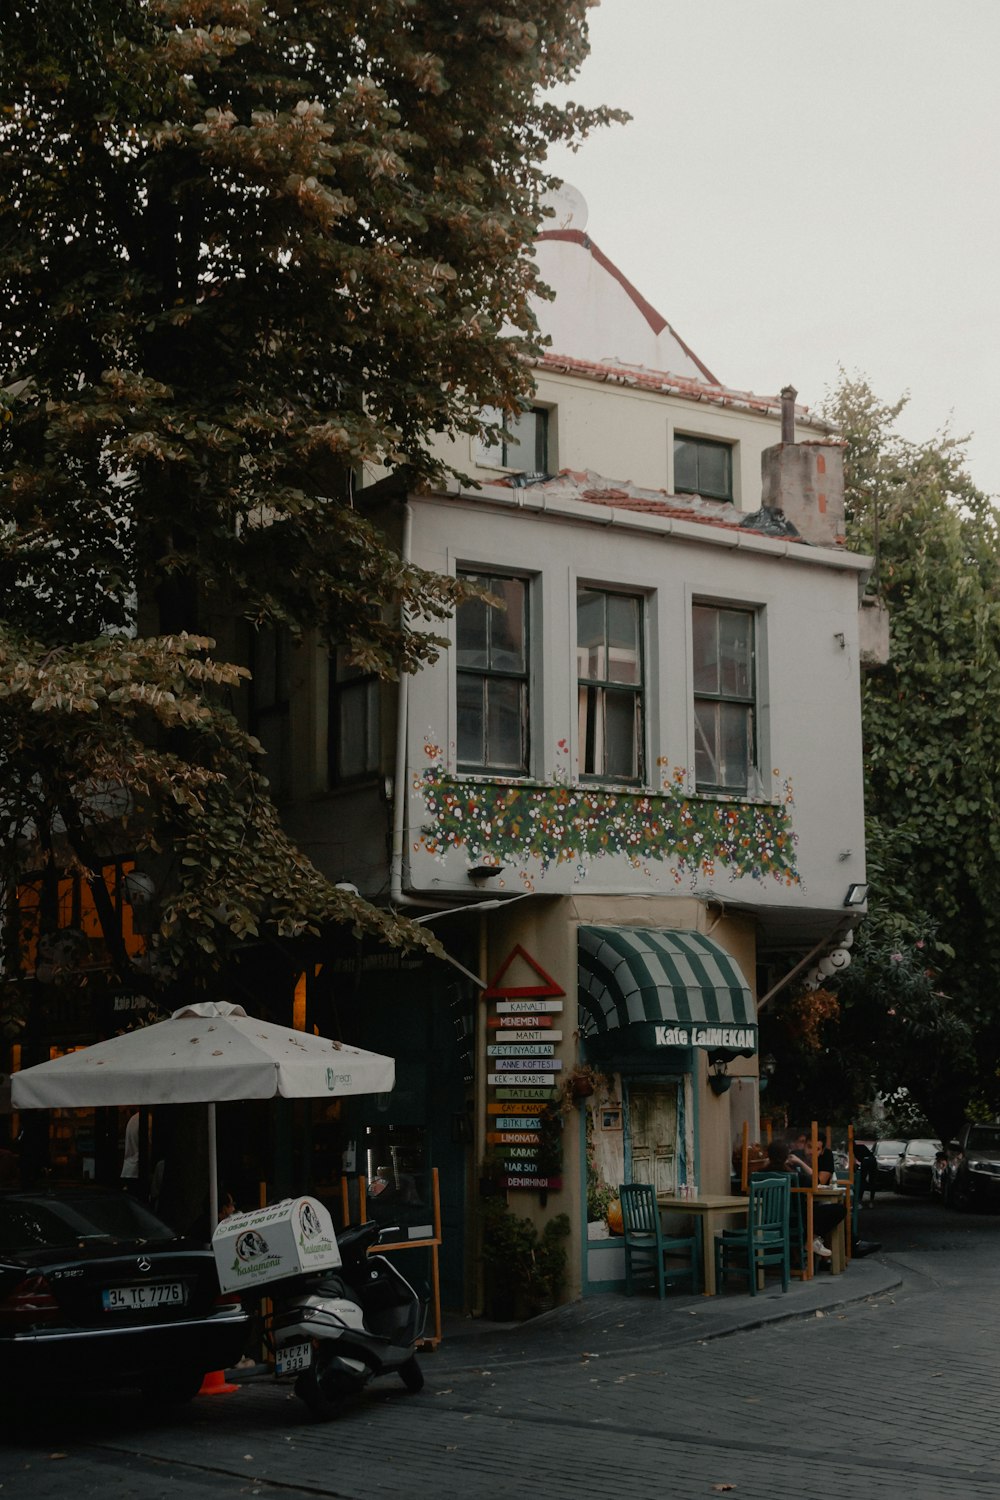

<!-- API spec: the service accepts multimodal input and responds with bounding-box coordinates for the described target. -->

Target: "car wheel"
[398,1355,424,1393]
[294,1367,346,1422]
[141,1367,206,1405]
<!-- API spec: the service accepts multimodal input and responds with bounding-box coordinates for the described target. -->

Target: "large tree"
[762,377,1000,1136]
[0,2,619,1028]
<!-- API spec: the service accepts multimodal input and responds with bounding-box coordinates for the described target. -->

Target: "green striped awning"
[578,927,756,1055]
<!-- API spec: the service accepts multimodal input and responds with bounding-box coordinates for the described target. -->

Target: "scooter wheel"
[295,1367,346,1422]
[398,1355,424,1393]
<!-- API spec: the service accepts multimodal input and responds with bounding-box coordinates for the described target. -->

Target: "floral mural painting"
[416,746,799,887]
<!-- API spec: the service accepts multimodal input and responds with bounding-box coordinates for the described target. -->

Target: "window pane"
[692,606,719,695]
[718,701,751,789]
[579,683,599,775]
[485,678,525,771]
[506,409,547,473]
[698,442,731,499]
[674,437,699,493]
[694,699,718,787]
[332,677,378,782]
[253,630,278,710]
[505,409,534,472]
[604,689,640,780]
[456,593,489,669]
[457,673,486,766]
[718,610,752,697]
[577,588,606,680]
[607,594,640,684]
[489,578,526,671]
[675,436,732,500]
[337,683,367,781]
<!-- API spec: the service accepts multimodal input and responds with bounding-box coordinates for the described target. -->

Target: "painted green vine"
[416,746,799,887]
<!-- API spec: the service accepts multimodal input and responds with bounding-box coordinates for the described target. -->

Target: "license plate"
[102,1282,186,1311]
[276,1341,312,1376]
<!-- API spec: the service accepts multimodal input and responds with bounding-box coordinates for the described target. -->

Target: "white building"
[275,196,873,1305]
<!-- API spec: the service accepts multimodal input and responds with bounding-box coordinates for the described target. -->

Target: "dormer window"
[674,435,733,502]
[476,406,549,476]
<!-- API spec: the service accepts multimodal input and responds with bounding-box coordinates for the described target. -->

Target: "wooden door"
[628,1084,678,1194]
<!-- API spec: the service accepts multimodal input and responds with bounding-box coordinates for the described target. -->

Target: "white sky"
[544,0,1000,498]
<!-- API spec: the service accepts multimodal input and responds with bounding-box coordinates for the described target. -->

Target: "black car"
[872,1138,906,1190]
[0,1187,249,1407]
[948,1123,1000,1211]
[893,1138,941,1194]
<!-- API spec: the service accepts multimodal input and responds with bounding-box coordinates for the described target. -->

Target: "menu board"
[482,947,565,1191]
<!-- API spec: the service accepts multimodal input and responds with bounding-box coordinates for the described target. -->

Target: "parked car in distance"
[947,1122,1000,1211]
[873,1139,906,1189]
[893,1138,942,1194]
[0,1186,249,1411]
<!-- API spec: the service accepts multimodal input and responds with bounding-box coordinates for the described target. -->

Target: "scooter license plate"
[276,1342,312,1376]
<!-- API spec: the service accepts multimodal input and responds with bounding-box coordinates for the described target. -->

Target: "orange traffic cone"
[198,1368,238,1396]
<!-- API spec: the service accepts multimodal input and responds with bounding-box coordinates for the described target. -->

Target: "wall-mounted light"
[708,1054,732,1096]
[844,883,869,907]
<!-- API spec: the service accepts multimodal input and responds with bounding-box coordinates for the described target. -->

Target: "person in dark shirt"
[786,1130,843,1261]
[786,1130,881,1260]
[854,1139,877,1206]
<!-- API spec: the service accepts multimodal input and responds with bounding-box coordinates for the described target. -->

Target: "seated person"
[762,1140,839,1262]
[784,1131,881,1260]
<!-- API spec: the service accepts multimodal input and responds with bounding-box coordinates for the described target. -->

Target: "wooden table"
[656,1193,749,1296]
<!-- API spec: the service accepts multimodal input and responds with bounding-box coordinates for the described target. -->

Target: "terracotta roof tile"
[534,352,837,432]
[492,469,814,544]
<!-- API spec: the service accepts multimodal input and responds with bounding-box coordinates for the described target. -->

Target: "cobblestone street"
[3,1195,996,1500]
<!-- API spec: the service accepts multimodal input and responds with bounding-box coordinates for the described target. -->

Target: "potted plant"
[480,1199,570,1319]
[525,1213,570,1314]
[557,1062,609,1115]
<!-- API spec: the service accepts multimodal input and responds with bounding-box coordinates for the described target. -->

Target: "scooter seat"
[337,1220,381,1263]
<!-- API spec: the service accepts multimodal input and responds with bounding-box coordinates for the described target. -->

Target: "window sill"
[694,786,776,806]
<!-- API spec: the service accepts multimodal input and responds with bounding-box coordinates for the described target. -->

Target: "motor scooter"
[269,1220,428,1420]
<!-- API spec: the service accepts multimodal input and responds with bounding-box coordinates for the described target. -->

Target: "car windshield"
[0,1192,178,1255]
[906,1142,937,1160]
[876,1141,905,1157]
[967,1127,1000,1155]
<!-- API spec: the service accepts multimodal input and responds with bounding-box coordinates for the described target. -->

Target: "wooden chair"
[715,1173,791,1295]
[619,1183,699,1297]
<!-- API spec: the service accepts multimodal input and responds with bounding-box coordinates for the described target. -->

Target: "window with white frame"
[577,586,645,782]
[329,650,380,785]
[456,573,529,774]
[476,406,549,475]
[674,434,733,502]
[692,603,756,793]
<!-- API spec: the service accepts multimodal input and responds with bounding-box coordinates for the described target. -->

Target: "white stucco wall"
[401,488,869,932]
[531,235,710,378]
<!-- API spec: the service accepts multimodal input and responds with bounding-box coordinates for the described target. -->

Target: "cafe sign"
[654,1024,757,1052]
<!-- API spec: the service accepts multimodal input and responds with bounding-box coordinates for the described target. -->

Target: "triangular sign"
[482,945,565,1001]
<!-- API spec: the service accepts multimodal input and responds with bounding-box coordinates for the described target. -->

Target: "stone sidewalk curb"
[422,1256,904,1373]
[224,1257,904,1383]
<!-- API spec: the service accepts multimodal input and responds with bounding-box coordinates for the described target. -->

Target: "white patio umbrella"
[10,1002,394,1230]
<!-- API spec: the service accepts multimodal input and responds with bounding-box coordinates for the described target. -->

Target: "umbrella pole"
[208,1102,219,1235]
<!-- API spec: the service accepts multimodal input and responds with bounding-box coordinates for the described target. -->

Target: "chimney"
[761,384,845,547]
[780,384,797,444]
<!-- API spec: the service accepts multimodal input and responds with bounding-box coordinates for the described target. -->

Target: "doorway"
[626,1082,681,1194]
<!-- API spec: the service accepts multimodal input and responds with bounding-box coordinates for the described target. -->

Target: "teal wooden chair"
[715,1173,790,1295]
[619,1183,699,1297]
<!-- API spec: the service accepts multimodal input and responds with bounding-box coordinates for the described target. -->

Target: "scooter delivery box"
[212,1196,342,1294]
